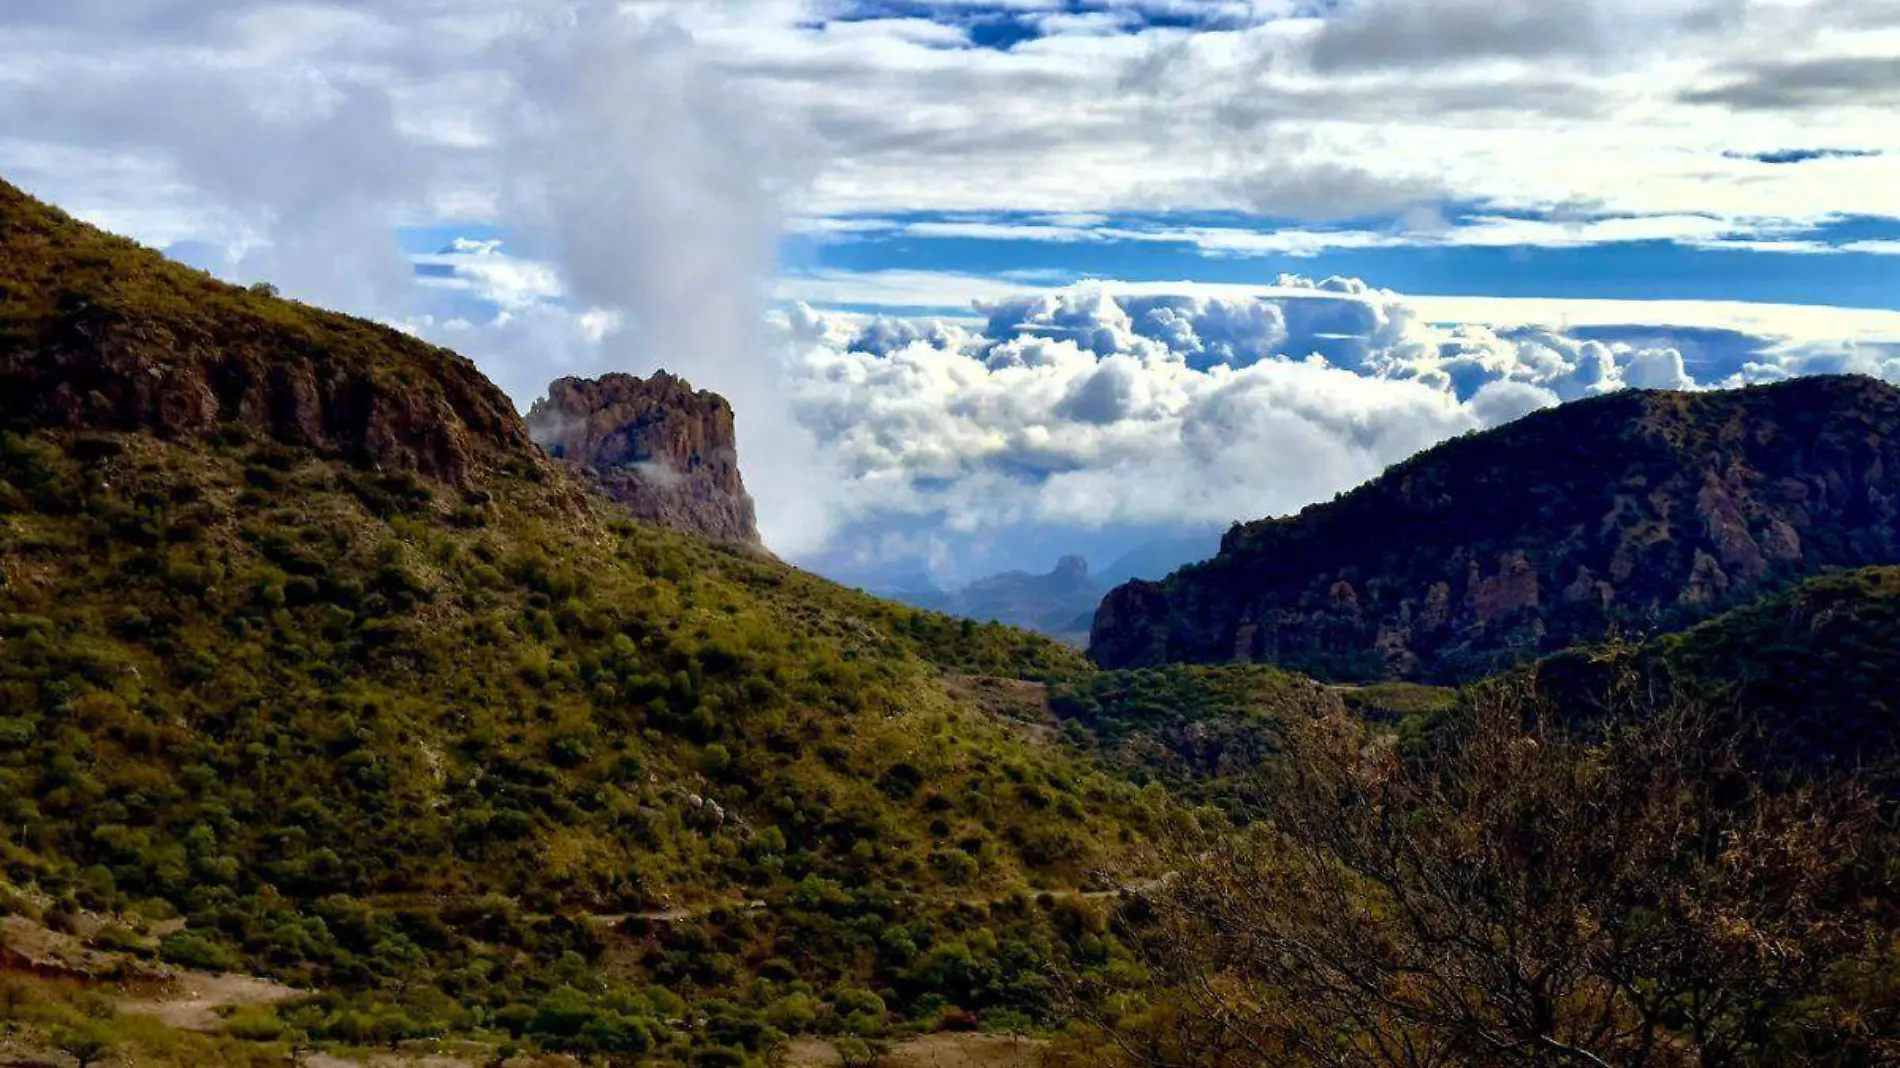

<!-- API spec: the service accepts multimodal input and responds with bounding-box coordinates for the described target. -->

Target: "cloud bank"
[775,271,1839,547]
[733,276,1898,581]
[3,0,1897,582]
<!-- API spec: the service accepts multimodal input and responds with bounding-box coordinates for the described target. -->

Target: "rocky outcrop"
[1091,375,1900,682]
[0,179,539,487]
[526,372,760,546]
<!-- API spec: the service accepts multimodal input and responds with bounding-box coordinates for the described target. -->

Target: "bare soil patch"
[115,970,303,1032]
[1,912,303,1033]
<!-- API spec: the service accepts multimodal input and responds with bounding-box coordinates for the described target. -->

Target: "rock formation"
[526,372,761,546]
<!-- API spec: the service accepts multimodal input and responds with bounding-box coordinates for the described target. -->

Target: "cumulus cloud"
[761,277,1829,575]
[745,274,1900,581]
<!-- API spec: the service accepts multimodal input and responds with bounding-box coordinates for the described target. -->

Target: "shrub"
[158,931,240,971]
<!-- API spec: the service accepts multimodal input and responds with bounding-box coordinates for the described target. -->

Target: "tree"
[1099,681,1898,1068]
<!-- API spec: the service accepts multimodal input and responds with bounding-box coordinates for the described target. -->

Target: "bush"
[157,931,240,971]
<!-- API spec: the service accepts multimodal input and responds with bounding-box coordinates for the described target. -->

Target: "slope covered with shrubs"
[0,179,1162,1062]
[1532,565,1900,786]
[1093,375,1900,681]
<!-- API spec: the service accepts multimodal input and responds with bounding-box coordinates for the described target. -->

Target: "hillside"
[0,187,532,490]
[1532,565,1900,784]
[0,179,1165,1063]
[1092,376,1900,681]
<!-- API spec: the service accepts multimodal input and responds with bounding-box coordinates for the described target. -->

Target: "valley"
[1,176,1896,1068]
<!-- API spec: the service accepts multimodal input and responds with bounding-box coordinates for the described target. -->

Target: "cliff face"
[526,372,761,545]
[1091,375,1900,681]
[0,180,539,487]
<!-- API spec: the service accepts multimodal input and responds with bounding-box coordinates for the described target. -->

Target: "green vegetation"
[0,425,1166,1060]
[1075,681,1900,1068]
[0,177,1166,1064]
[1533,565,1900,787]
[4,176,1896,1068]
[1657,565,1900,775]
[1049,665,1328,815]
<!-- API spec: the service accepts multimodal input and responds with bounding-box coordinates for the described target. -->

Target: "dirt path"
[781,1033,1048,1068]
[305,1053,489,1068]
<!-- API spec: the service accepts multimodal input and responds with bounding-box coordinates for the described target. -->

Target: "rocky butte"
[526,371,762,546]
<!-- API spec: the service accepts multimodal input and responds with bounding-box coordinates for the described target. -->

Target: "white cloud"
[746,277,1899,575]
[6,0,1899,260]
[413,242,564,310]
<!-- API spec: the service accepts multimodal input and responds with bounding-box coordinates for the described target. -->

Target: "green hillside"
[1047,665,1455,816]
[0,179,1161,1063]
[1534,565,1900,784]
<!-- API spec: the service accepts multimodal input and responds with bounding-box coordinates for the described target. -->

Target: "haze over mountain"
[863,532,1222,642]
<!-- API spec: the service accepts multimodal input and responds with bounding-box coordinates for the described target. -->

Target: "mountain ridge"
[0,179,543,491]
[1091,375,1900,680]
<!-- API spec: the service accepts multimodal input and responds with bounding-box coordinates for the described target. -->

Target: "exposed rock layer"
[1091,375,1900,681]
[0,180,538,487]
[526,372,761,545]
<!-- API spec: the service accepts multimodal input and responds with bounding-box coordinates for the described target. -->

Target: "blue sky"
[781,211,1900,312]
[4,0,1900,588]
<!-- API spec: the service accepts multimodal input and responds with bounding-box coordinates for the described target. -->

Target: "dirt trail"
[116,970,304,1032]
[781,1033,1048,1068]
[305,1053,488,1068]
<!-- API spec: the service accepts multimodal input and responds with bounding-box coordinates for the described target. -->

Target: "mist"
[499,5,841,556]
